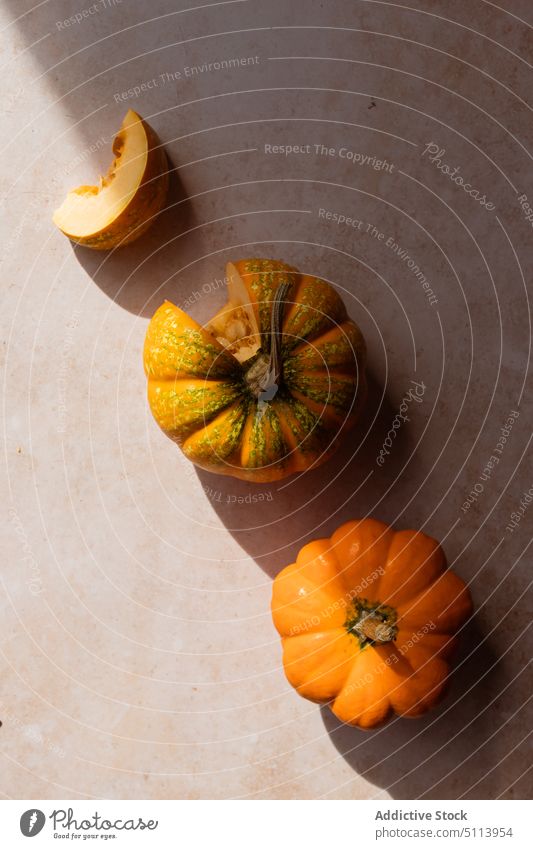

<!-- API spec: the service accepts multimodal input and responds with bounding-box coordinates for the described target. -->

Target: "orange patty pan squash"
[271,518,473,728]
[144,258,366,482]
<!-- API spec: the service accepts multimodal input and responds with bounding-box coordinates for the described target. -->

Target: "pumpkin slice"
[53,110,168,249]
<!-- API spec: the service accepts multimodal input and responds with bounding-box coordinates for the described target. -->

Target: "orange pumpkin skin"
[144,258,366,483]
[271,519,473,728]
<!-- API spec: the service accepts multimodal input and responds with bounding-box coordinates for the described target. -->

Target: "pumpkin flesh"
[53,110,168,249]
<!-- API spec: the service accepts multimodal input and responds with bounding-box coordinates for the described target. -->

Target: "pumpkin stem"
[245,282,292,400]
[345,599,398,646]
[354,614,396,644]
[269,280,292,382]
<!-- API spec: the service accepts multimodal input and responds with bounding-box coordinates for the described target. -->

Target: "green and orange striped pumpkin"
[143,258,367,482]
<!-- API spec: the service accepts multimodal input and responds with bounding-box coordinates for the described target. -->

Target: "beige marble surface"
[1,0,532,799]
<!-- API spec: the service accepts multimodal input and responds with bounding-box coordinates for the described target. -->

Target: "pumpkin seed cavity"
[208,266,292,405]
[207,263,262,364]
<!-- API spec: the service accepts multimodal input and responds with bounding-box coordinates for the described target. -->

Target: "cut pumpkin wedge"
[53,110,169,250]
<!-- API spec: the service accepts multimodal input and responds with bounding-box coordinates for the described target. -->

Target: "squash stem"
[270,281,292,376]
[345,599,398,646]
[355,614,396,644]
[245,282,292,399]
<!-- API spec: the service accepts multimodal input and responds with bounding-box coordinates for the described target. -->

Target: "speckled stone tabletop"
[1,0,532,799]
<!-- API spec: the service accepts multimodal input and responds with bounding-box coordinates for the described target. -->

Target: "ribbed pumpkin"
[272,518,473,728]
[144,259,366,482]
